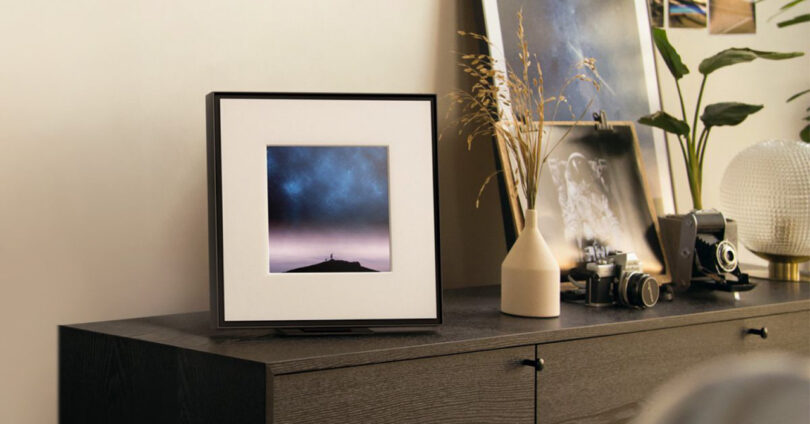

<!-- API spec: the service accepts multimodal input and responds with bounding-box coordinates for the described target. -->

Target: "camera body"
[659,210,754,292]
[570,252,660,309]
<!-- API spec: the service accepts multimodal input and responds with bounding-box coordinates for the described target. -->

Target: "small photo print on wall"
[649,0,665,27]
[266,146,391,273]
[710,0,756,34]
[669,0,708,28]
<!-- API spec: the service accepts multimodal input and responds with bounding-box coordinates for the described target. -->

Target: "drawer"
[536,311,810,424]
[742,310,810,354]
[273,346,535,424]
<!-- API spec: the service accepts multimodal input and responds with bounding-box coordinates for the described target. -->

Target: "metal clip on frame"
[593,111,614,132]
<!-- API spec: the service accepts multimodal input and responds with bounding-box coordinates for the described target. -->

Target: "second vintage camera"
[566,252,660,309]
[659,209,754,292]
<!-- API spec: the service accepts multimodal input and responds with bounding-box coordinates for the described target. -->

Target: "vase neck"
[524,209,539,231]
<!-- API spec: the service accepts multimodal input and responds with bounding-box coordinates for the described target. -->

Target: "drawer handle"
[522,358,544,371]
[746,327,768,339]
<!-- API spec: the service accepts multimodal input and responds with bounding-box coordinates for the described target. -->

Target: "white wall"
[0,1,806,422]
[660,1,810,265]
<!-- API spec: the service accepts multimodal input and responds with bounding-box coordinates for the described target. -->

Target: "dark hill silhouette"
[286,259,378,273]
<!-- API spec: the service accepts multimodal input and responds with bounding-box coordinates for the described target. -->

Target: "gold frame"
[495,120,670,280]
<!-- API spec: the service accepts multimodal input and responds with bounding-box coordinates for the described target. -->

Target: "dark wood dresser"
[59,281,810,424]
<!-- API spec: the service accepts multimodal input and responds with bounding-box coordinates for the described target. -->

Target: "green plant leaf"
[787,89,810,102]
[700,102,763,128]
[639,111,690,136]
[651,28,689,80]
[801,124,810,143]
[780,0,805,11]
[767,0,806,22]
[778,13,810,27]
[698,48,804,75]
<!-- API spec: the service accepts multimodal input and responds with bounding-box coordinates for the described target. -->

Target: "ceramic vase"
[501,209,560,317]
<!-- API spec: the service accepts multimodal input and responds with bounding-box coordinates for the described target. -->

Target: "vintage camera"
[566,252,660,309]
[659,210,754,292]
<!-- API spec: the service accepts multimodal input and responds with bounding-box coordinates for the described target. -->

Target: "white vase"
[501,209,561,317]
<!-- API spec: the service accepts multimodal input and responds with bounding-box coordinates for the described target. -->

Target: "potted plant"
[450,10,600,317]
[639,28,803,210]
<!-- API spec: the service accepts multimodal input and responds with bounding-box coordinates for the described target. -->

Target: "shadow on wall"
[433,0,508,289]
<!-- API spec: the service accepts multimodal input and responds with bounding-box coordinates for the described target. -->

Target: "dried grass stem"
[449,9,600,211]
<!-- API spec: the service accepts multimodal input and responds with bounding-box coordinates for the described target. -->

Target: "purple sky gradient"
[268,227,391,273]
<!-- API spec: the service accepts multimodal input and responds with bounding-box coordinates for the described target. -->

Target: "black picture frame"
[207,92,442,330]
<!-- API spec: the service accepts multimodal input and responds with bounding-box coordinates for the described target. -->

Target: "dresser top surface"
[64,281,810,374]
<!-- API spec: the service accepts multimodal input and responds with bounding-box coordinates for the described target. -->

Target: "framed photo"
[497,122,668,277]
[207,92,441,329]
[481,0,675,220]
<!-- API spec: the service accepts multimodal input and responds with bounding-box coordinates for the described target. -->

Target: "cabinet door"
[535,311,810,424]
[273,346,535,424]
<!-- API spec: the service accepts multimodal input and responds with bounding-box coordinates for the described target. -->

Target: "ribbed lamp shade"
[720,140,810,281]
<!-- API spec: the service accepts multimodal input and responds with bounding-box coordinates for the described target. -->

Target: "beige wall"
[0,1,805,422]
[0,2,504,422]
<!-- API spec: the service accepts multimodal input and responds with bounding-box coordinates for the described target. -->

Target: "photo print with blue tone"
[669,0,708,28]
[266,146,391,273]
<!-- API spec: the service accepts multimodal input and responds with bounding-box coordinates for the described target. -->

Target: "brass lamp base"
[750,252,810,282]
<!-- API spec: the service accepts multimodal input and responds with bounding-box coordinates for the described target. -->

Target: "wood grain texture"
[272,346,535,424]
[59,327,266,424]
[63,281,810,375]
[535,311,810,424]
[59,283,810,424]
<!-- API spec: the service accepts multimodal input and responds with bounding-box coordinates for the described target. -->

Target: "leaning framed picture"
[207,92,441,329]
[496,121,668,279]
[481,0,675,219]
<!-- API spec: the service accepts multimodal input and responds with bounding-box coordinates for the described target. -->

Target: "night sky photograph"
[496,0,667,203]
[266,146,391,273]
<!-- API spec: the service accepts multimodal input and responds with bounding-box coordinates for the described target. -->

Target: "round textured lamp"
[720,140,810,282]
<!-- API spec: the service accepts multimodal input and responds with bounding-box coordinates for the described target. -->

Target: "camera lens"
[620,273,659,309]
[715,240,738,273]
